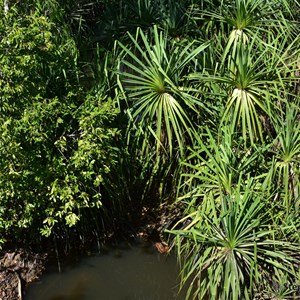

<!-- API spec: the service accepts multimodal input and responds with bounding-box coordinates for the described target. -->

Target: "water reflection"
[25,243,183,300]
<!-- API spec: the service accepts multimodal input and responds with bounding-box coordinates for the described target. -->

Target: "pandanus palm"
[189,0,300,145]
[168,2,300,299]
[178,127,267,205]
[189,32,300,145]
[170,182,298,300]
[264,102,300,211]
[118,25,210,157]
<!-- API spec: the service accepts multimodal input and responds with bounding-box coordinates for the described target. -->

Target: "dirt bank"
[0,250,46,300]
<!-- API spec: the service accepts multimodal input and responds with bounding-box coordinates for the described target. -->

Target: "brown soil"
[0,270,21,300]
[0,250,47,300]
[133,201,183,249]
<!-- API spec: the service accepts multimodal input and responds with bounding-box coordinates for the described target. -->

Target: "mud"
[0,250,47,300]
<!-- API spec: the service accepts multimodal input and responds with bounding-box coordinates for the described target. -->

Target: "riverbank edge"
[0,201,183,299]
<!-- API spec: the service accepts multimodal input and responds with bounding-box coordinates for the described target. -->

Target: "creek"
[24,241,184,300]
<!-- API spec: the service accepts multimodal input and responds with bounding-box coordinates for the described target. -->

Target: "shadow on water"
[25,242,185,300]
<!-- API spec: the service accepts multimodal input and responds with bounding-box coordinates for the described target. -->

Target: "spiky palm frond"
[170,182,298,300]
[118,26,210,157]
[189,33,300,145]
[263,102,300,210]
[178,127,267,204]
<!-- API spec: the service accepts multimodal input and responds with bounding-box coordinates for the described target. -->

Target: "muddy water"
[24,242,184,300]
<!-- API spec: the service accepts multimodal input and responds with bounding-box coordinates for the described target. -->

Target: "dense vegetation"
[0,0,300,298]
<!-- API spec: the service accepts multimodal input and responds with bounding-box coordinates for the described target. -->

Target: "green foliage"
[0,1,120,246]
[40,93,120,237]
[264,101,300,212]
[1,1,300,299]
[163,1,300,298]
[118,25,210,157]
[178,128,267,201]
[170,183,298,299]
[95,0,201,47]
